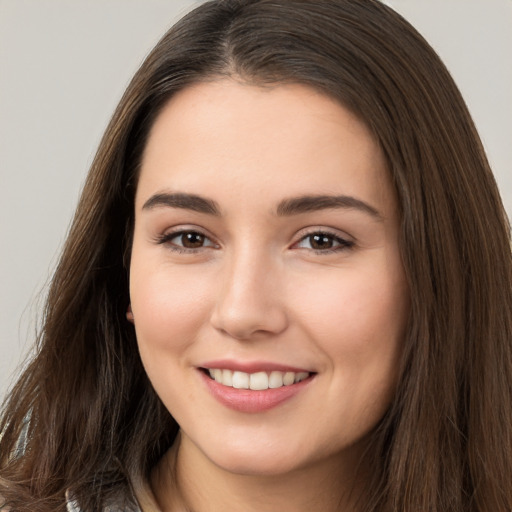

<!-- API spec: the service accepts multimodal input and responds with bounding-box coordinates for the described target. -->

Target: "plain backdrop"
[1,0,511,401]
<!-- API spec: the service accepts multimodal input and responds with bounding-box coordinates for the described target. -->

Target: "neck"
[151,431,368,512]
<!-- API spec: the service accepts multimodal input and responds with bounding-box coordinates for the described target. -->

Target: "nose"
[210,249,289,340]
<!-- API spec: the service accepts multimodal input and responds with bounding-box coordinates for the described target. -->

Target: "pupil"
[183,232,204,248]
[311,234,333,249]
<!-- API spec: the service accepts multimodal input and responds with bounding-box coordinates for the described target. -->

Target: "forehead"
[136,80,394,217]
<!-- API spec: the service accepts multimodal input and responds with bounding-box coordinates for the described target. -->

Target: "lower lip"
[200,371,314,413]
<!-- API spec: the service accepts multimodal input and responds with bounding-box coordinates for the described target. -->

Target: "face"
[129,80,409,477]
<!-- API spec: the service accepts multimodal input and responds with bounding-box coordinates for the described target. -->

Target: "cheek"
[297,266,408,433]
[291,261,409,368]
[129,264,213,356]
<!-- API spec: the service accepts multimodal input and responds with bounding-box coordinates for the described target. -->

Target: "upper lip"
[199,359,314,374]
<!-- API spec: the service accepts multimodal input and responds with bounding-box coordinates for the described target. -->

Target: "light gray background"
[1,0,511,401]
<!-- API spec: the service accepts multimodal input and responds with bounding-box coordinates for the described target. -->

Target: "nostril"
[210,305,289,340]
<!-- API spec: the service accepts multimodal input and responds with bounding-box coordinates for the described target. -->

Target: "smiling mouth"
[203,368,312,390]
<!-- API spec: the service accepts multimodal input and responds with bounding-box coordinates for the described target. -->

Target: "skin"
[129,79,410,512]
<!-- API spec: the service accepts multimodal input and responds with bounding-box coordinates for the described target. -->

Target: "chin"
[213,453,302,477]
[198,437,310,477]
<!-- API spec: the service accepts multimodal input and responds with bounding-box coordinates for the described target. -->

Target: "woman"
[1,0,511,510]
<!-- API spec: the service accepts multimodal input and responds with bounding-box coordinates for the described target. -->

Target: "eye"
[157,230,217,252]
[294,231,353,253]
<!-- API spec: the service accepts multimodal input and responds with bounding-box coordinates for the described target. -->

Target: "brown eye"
[309,234,335,250]
[295,232,353,253]
[180,232,206,248]
[158,230,216,251]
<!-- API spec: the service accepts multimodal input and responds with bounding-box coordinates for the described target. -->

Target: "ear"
[126,304,135,323]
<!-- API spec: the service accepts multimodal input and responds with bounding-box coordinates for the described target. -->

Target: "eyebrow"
[141,191,382,220]
[276,195,383,220]
[142,192,221,215]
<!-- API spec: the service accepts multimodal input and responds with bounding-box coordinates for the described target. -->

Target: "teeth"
[249,371,268,390]
[232,371,249,389]
[268,371,284,388]
[283,372,295,386]
[222,369,233,386]
[207,369,310,390]
[295,371,309,383]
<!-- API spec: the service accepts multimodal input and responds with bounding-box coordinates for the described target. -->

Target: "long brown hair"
[1,0,511,510]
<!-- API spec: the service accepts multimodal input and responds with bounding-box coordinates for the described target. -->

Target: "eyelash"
[294,230,354,254]
[155,230,217,254]
[155,229,354,254]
